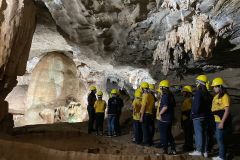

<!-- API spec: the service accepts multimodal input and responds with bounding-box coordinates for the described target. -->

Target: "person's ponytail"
[218,86,228,99]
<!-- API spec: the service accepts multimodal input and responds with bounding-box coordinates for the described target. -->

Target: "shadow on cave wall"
[208,37,240,68]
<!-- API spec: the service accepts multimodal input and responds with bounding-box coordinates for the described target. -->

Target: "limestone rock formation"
[54,101,87,123]
[17,51,81,126]
[153,14,218,74]
[6,85,28,114]
[26,51,79,109]
[0,0,36,99]
[0,0,36,131]
[36,0,240,76]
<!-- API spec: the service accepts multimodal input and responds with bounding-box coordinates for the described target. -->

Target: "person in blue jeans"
[108,114,116,137]
[211,77,232,160]
[189,75,212,158]
[157,80,176,155]
[107,89,121,137]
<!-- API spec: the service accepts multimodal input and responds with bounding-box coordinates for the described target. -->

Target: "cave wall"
[0,0,36,128]
[39,0,240,77]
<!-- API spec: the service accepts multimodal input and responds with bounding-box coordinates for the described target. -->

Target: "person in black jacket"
[107,89,118,137]
[157,80,176,155]
[107,89,122,137]
[189,75,212,158]
[116,91,124,136]
[87,86,97,134]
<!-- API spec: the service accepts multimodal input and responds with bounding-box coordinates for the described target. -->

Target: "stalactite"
[153,14,218,74]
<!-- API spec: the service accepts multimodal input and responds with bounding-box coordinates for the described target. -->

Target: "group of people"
[131,75,232,160]
[87,86,123,137]
[132,80,176,154]
[86,75,232,160]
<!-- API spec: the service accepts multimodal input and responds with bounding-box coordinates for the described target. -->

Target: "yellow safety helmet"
[97,91,103,96]
[211,77,224,87]
[182,85,193,93]
[196,75,208,83]
[149,84,155,90]
[140,82,149,89]
[159,80,170,88]
[134,90,142,98]
[90,86,97,91]
[111,89,118,94]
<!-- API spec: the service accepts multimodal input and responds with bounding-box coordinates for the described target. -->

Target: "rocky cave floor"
[0,109,240,160]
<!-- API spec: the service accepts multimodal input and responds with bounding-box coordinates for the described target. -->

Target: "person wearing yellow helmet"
[157,80,176,154]
[139,81,155,146]
[189,75,212,157]
[107,89,122,137]
[132,89,143,144]
[87,86,97,134]
[181,85,194,151]
[211,77,231,160]
[94,91,106,136]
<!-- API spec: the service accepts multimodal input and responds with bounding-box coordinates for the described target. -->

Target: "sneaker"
[189,150,202,156]
[212,156,224,160]
[203,152,208,158]
[107,134,112,138]
[169,150,177,155]
[132,137,136,142]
